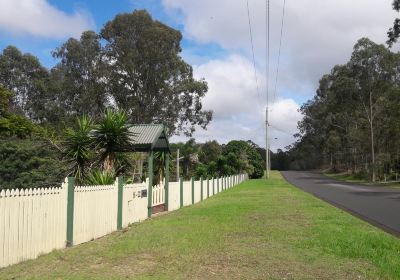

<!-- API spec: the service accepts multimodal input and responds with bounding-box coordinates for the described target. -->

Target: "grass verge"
[325,171,400,188]
[1,172,400,279]
[324,171,368,183]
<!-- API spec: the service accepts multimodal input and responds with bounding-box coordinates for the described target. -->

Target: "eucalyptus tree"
[51,31,107,122]
[292,38,400,180]
[388,0,400,47]
[348,38,399,181]
[0,46,49,121]
[100,10,212,136]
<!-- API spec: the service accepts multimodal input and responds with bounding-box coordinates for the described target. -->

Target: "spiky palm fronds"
[90,109,134,172]
[63,115,94,182]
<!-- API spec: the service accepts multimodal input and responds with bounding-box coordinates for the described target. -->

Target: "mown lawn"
[1,172,400,279]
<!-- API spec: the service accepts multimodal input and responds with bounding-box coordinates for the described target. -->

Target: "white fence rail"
[152,180,165,207]
[73,184,118,246]
[123,182,148,227]
[0,174,248,268]
[168,182,180,211]
[182,181,192,206]
[0,184,67,268]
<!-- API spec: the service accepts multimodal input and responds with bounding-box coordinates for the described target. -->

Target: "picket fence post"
[147,151,154,218]
[200,177,203,201]
[191,177,195,204]
[180,178,184,208]
[117,176,123,230]
[66,177,75,247]
[165,153,170,211]
[207,178,209,198]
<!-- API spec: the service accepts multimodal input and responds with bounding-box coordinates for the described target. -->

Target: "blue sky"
[0,0,396,150]
[0,0,227,68]
[0,0,174,67]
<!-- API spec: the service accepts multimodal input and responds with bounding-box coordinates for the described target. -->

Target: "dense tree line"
[0,10,212,136]
[0,86,66,189]
[170,139,265,180]
[282,38,400,181]
[388,0,400,47]
[0,9,215,189]
[0,9,266,189]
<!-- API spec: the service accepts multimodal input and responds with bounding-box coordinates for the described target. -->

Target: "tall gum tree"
[349,38,399,181]
[0,46,49,121]
[100,10,212,136]
[388,0,400,47]
[52,31,107,122]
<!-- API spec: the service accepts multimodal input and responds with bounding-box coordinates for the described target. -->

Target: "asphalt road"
[282,171,400,237]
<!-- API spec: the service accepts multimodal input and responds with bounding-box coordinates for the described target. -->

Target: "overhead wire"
[246,0,262,106]
[272,0,286,106]
[266,0,270,107]
[269,124,294,137]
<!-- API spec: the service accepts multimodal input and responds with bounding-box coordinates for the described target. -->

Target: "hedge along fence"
[0,174,248,268]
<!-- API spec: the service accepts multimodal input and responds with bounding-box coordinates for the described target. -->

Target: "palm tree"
[90,109,134,172]
[63,115,93,181]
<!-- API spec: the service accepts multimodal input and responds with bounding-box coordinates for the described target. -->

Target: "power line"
[272,0,287,106]
[246,0,262,105]
[269,123,294,136]
[266,0,270,106]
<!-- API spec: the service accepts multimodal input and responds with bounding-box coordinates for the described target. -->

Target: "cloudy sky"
[0,0,397,150]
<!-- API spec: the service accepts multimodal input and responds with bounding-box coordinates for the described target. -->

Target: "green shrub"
[0,138,66,190]
[85,170,115,185]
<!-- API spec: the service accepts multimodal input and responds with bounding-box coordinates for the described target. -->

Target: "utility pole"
[266,107,270,179]
[265,0,270,180]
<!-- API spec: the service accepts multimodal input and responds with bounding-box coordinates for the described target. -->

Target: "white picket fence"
[123,182,148,227]
[73,184,118,245]
[152,180,165,207]
[0,174,248,268]
[0,185,67,268]
[168,181,181,211]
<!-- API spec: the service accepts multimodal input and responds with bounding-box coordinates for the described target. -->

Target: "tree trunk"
[104,154,114,172]
[369,91,376,182]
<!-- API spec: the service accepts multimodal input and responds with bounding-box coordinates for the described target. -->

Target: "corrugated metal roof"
[128,124,164,146]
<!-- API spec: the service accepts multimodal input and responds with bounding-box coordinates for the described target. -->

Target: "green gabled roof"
[128,124,170,152]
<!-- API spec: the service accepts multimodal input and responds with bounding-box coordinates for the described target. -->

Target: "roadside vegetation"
[271,1,400,183]
[170,139,265,181]
[1,172,399,280]
[324,171,368,183]
[273,38,400,182]
[0,10,266,190]
[273,37,400,183]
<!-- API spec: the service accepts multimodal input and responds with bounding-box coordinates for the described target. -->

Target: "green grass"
[1,172,400,279]
[324,171,368,183]
[325,171,400,188]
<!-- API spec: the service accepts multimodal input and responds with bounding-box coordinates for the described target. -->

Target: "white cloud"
[171,54,301,151]
[194,54,265,119]
[163,0,397,95]
[165,0,397,149]
[0,0,94,38]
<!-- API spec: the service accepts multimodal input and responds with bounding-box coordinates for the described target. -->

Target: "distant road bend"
[282,171,400,237]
